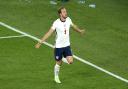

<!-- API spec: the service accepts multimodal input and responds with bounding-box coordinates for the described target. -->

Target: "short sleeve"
[68,17,73,26]
[51,21,56,30]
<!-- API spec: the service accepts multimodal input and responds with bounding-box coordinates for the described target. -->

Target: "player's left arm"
[71,23,85,35]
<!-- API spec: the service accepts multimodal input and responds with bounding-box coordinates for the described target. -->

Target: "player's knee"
[56,60,62,66]
[68,58,73,64]
[69,60,73,64]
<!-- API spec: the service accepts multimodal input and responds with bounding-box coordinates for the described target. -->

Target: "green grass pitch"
[0,0,128,89]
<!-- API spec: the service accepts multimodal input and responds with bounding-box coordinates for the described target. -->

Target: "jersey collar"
[60,18,66,22]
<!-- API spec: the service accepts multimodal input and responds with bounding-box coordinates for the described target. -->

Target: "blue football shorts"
[54,46,73,61]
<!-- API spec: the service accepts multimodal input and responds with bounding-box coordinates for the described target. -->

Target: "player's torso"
[55,19,71,36]
[55,18,71,48]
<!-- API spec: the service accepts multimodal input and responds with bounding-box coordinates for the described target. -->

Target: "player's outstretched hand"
[80,29,85,35]
[35,43,41,49]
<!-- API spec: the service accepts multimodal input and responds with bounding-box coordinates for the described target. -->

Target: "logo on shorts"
[56,56,59,59]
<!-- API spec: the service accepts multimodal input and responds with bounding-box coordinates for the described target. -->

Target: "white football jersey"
[51,17,73,48]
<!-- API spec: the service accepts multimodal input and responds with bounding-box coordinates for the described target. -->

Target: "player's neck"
[60,17,66,22]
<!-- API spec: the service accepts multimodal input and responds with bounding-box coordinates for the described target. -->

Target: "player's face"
[60,8,67,19]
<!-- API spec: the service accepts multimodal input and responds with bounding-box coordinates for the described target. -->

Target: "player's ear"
[59,13,62,16]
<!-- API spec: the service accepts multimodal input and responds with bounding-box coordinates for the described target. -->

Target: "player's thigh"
[64,46,73,64]
[54,48,63,61]
[63,46,72,56]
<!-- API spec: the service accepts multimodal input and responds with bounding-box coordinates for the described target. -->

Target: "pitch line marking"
[0,35,26,39]
[0,21,128,83]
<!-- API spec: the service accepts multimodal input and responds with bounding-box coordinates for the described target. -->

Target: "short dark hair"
[58,7,66,14]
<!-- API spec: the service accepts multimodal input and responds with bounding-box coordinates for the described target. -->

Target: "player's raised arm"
[71,23,85,35]
[35,28,55,48]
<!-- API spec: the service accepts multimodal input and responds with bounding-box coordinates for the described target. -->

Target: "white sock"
[62,57,69,64]
[54,64,60,77]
